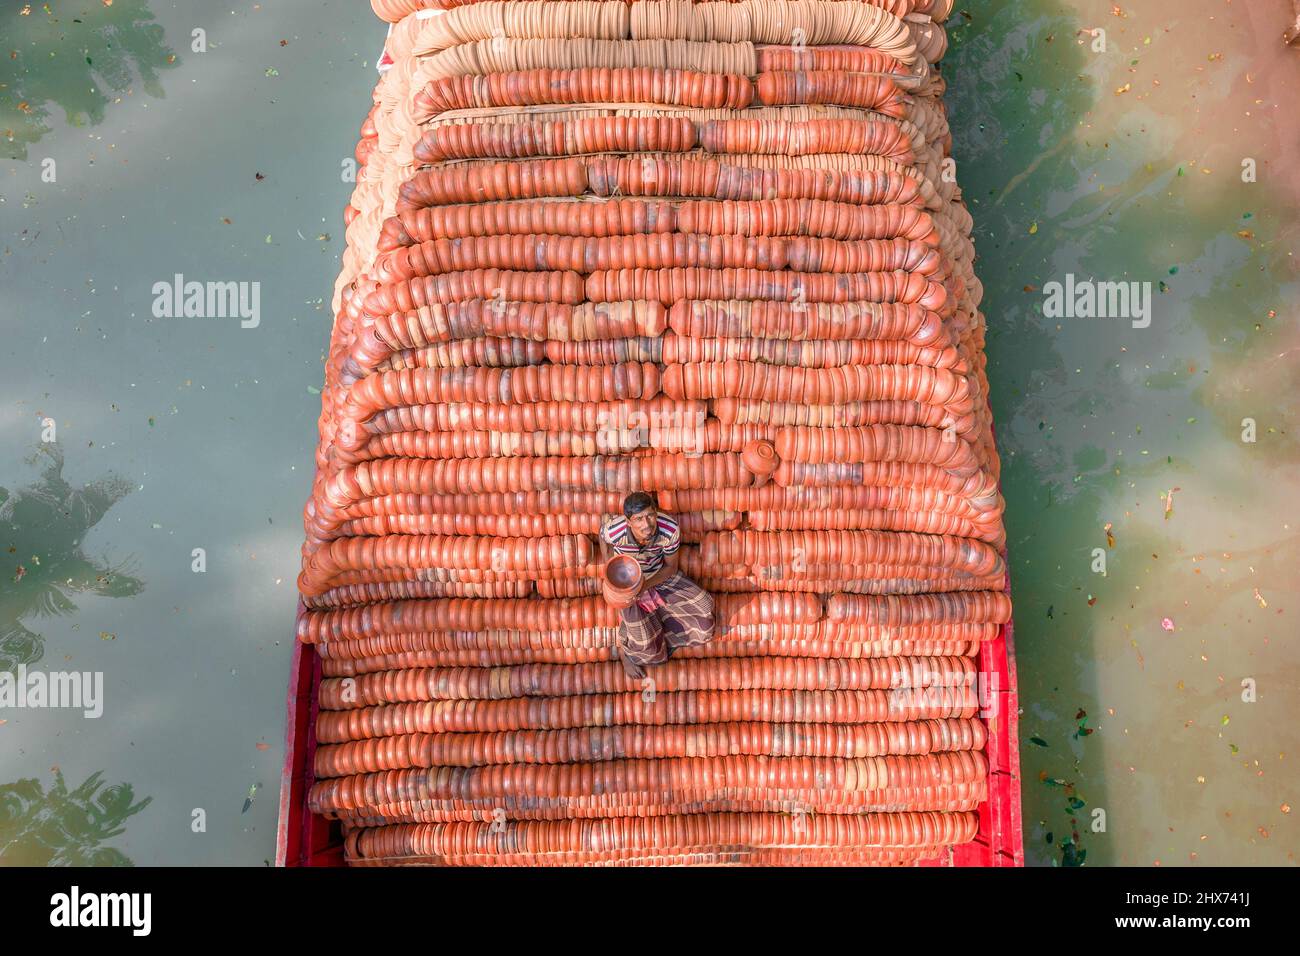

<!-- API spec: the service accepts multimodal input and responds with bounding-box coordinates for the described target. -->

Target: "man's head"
[622,491,658,544]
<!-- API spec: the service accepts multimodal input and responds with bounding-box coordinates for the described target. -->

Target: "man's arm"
[597,517,614,563]
[638,550,678,593]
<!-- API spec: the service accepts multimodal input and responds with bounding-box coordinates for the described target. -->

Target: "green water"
[1,0,1296,866]
[1,0,379,865]
[946,0,1299,865]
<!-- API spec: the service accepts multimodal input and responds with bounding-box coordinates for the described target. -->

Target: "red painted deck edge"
[277,600,344,867]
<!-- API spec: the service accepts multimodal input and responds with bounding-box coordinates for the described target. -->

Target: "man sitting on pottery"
[598,491,718,679]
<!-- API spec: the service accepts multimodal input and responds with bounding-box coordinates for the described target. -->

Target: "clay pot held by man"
[602,554,644,609]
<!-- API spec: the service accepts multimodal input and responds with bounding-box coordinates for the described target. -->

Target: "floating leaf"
[1075,712,1093,738]
[1030,736,1049,747]
[1162,487,1178,519]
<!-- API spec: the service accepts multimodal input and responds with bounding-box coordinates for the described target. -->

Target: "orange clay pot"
[313,718,987,775]
[341,812,977,866]
[413,69,755,123]
[585,157,922,206]
[413,116,698,163]
[313,686,979,744]
[378,201,680,252]
[601,554,643,609]
[699,119,914,162]
[740,439,779,488]
[668,299,945,347]
[674,200,936,243]
[754,72,908,116]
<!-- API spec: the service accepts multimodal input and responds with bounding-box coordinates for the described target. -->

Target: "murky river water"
[2,0,1296,865]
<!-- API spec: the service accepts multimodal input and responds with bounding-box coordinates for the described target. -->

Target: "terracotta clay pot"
[601,554,643,609]
[741,439,779,488]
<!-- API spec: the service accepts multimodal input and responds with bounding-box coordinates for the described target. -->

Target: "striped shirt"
[600,513,681,576]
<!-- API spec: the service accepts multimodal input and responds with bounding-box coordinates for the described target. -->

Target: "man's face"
[628,506,657,544]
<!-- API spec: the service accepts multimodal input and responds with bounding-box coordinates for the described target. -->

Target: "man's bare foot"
[620,656,646,680]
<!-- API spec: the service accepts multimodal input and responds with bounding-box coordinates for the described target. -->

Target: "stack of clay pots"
[296,0,1011,866]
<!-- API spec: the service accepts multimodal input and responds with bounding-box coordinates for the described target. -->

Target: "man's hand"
[597,518,614,563]
[635,588,667,613]
[638,551,678,594]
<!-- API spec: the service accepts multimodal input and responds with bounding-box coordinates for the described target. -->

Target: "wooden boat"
[278,1,1022,868]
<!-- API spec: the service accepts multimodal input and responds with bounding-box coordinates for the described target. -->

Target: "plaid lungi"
[618,571,717,666]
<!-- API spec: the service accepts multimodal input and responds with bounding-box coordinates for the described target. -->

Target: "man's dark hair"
[622,491,657,517]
